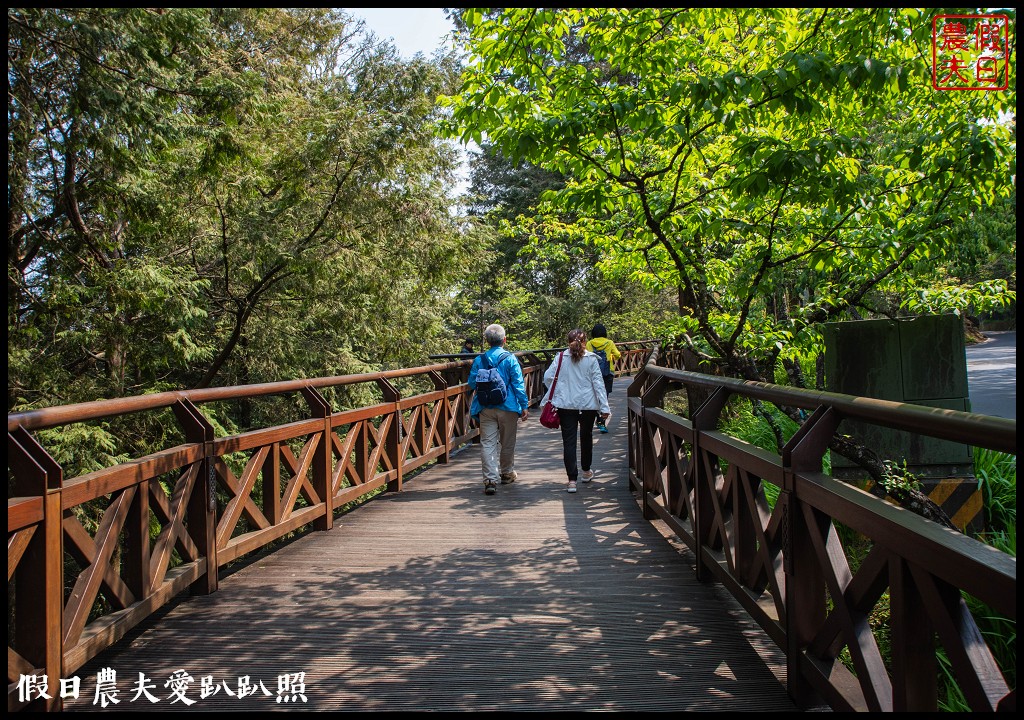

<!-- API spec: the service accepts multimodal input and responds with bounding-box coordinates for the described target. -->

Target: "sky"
[343,8,454,59]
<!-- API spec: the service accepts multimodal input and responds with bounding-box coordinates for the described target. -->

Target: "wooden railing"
[7,342,655,711]
[627,346,1016,712]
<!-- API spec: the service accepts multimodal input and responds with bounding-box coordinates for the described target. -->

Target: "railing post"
[780,405,841,707]
[302,386,334,531]
[690,387,730,583]
[124,460,152,600]
[262,434,282,527]
[635,375,672,520]
[172,398,218,595]
[9,429,63,711]
[376,378,403,492]
[427,371,451,464]
[626,346,661,501]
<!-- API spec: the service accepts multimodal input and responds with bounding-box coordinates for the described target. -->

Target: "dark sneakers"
[486,472,516,493]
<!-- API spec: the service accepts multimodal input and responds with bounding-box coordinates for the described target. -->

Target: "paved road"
[966,330,1015,420]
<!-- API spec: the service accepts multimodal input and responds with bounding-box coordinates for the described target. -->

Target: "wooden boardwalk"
[63,384,803,712]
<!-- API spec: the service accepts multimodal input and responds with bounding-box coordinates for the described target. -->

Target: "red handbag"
[539,352,564,429]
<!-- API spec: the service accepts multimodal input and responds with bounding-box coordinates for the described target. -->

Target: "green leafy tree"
[442,8,1015,504]
[442,8,1015,376]
[8,8,469,420]
[457,140,676,350]
[8,8,219,407]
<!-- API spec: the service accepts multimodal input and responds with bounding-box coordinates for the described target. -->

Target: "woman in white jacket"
[542,328,611,493]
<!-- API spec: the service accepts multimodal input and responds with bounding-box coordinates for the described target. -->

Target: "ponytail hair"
[567,328,586,362]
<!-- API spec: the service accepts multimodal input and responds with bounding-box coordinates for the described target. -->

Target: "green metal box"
[823,315,973,476]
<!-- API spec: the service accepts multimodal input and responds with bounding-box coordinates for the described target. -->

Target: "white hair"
[483,324,506,346]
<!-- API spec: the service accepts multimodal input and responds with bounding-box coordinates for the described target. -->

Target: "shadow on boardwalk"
[64,382,805,712]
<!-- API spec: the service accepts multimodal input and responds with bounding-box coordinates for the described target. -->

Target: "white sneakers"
[567,469,595,493]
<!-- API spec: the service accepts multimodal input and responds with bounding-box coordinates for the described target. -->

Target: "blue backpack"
[476,351,510,407]
[593,348,612,377]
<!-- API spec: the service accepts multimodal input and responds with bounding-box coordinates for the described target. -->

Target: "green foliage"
[450,141,677,348]
[35,424,129,480]
[8,8,471,415]
[973,448,1016,555]
[442,8,1016,382]
[879,459,922,496]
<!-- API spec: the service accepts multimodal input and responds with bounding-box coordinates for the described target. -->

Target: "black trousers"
[557,409,598,480]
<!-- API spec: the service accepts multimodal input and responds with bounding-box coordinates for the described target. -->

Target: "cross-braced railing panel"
[212,419,326,565]
[791,471,1014,712]
[628,348,1015,712]
[521,362,548,402]
[398,389,447,473]
[643,409,697,530]
[638,409,789,642]
[699,431,788,629]
[617,345,651,375]
[55,443,207,675]
[328,404,398,501]
[445,386,476,447]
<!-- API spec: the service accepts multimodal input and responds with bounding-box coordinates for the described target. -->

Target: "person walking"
[459,338,475,354]
[543,328,611,494]
[468,324,530,495]
[586,323,621,433]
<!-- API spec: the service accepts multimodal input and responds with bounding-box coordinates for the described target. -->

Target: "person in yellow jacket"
[586,323,621,433]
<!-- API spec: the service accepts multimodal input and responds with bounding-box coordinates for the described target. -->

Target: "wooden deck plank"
[63,384,802,711]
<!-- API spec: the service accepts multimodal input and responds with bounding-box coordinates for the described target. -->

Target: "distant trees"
[8,8,469,412]
[457,141,677,348]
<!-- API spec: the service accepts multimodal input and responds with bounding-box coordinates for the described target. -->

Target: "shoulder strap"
[546,351,565,402]
[482,349,511,372]
[497,350,514,372]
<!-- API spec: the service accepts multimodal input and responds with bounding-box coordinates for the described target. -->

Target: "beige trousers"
[478,408,520,483]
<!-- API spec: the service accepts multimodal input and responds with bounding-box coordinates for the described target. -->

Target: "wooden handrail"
[10,342,659,433]
[627,344,1016,712]
[10,338,1013,712]
[6,341,658,711]
[642,364,1016,454]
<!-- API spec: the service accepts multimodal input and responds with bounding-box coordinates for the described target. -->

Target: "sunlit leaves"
[444,7,1015,381]
[901,279,1016,316]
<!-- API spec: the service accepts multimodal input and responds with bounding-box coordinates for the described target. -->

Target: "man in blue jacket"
[468,323,530,495]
